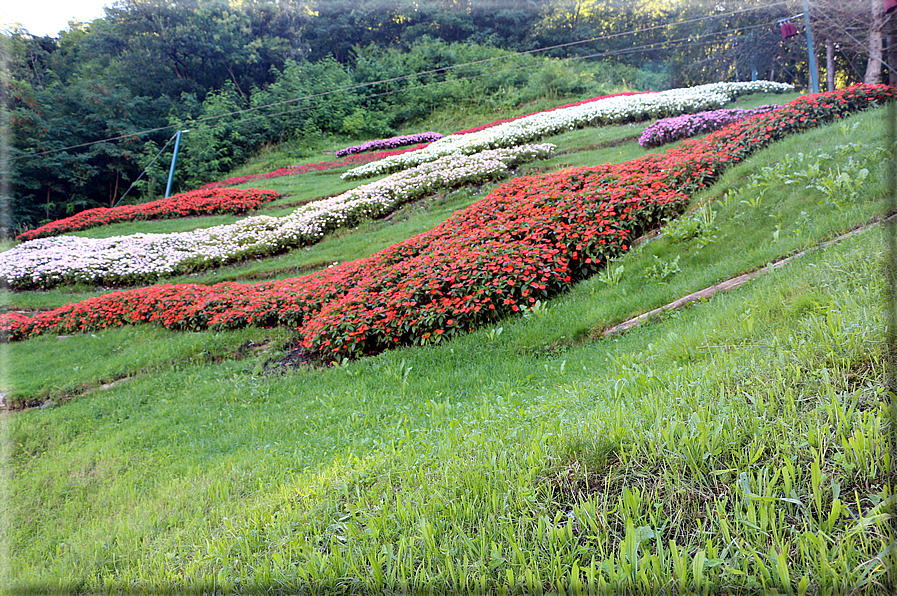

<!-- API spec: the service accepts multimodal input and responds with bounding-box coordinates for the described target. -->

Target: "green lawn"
[2,94,894,594]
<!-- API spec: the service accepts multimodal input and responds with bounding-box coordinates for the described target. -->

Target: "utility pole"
[164,130,189,198]
[887,6,897,86]
[802,0,820,93]
[751,32,758,81]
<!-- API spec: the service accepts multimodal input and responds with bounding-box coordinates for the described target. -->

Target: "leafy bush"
[662,204,717,247]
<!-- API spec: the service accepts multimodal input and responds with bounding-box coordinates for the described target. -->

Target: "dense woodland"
[1,0,892,235]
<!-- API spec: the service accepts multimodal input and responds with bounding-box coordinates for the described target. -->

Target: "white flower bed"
[342,81,794,180]
[0,144,555,289]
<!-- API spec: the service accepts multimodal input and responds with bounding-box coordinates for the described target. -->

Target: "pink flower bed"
[638,105,781,148]
[335,133,443,157]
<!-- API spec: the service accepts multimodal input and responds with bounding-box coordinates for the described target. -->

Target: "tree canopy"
[1,0,884,235]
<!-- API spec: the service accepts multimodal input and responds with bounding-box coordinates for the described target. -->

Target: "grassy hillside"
[2,91,895,593]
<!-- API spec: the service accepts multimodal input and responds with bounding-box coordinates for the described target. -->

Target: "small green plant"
[740,192,766,210]
[597,262,625,286]
[662,216,701,243]
[838,120,860,137]
[663,205,717,248]
[522,300,550,320]
[644,254,681,280]
[810,161,870,211]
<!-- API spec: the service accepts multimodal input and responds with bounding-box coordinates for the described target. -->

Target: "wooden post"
[887,10,897,86]
[826,39,835,91]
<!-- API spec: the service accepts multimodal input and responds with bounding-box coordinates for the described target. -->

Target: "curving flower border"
[3,85,892,353]
[342,81,794,180]
[15,189,281,241]
[335,133,444,157]
[0,145,555,289]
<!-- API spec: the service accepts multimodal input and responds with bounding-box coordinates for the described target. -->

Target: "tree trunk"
[826,39,836,90]
[887,11,897,86]
[110,171,120,208]
[226,64,249,105]
[864,0,885,84]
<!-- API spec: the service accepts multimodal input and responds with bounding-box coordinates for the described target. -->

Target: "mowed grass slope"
[3,95,895,593]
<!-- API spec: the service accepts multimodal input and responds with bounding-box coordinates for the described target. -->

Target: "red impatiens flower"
[3,84,894,362]
[16,188,281,241]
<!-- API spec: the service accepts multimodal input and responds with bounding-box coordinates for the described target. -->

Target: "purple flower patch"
[639,105,781,148]
[335,132,444,157]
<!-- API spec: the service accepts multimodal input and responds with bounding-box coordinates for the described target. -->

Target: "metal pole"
[164,130,184,198]
[802,0,820,93]
[751,32,758,81]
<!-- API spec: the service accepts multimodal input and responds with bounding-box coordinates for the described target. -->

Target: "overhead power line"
[186,21,787,137]
[12,1,791,160]
[812,6,897,77]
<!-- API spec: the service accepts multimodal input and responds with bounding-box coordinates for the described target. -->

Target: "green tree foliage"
[169,83,261,193]
[250,57,359,143]
[6,75,166,231]
[93,0,307,98]
[2,0,870,235]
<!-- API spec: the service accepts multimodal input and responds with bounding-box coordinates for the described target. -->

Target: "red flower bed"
[450,91,654,136]
[200,143,434,189]
[4,85,894,359]
[16,188,281,241]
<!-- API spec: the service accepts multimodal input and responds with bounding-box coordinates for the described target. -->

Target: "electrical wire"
[811,6,897,77]
[184,19,791,136]
[111,133,177,207]
[10,1,792,160]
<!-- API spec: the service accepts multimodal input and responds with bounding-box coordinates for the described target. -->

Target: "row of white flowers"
[1,144,555,289]
[342,80,794,180]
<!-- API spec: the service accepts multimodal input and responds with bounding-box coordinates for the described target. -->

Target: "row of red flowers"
[449,91,653,136]
[15,188,281,241]
[3,86,893,360]
[199,143,433,189]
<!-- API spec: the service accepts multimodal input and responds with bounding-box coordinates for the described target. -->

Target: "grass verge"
[5,210,892,594]
[2,98,894,593]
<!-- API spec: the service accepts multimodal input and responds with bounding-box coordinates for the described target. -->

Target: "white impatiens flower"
[341,81,794,180]
[0,144,555,289]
